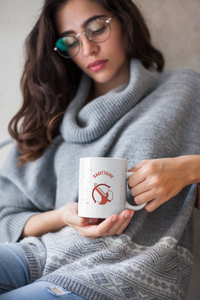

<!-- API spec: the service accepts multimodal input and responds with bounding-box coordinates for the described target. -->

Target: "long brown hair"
[9,0,164,165]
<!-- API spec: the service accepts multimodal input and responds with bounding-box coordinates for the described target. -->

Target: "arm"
[21,208,66,238]
[128,155,200,212]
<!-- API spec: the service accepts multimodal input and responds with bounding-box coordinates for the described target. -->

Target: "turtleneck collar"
[60,59,159,143]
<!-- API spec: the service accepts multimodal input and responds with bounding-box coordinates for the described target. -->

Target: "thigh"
[0,281,86,300]
[0,243,30,295]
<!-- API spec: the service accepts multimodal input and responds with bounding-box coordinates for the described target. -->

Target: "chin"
[89,72,115,84]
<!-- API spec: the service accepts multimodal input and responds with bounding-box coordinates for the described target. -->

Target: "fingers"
[65,203,134,238]
[132,187,169,211]
[128,168,146,189]
[97,210,134,236]
[103,211,133,236]
[145,198,165,212]
[88,215,119,238]
[130,179,151,198]
[145,200,158,212]
[75,215,116,238]
[128,159,164,189]
[78,210,134,238]
[128,158,185,213]
[114,210,134,235]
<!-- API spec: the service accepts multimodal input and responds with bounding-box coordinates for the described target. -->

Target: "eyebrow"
[60,14,107,37]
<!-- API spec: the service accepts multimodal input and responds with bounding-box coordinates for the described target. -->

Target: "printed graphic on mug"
[92,183,114,205]
[92,171,114,205]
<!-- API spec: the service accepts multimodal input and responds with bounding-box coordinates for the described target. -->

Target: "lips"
[88,60,108,72]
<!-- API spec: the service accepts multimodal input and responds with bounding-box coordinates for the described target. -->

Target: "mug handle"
[125,172,146,211]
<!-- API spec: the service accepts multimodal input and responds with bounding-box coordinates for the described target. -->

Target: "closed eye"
[68,41,79,48]
[92,26,106,35]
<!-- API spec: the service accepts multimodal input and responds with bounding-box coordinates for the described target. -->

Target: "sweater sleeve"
[0,139,59,243]
[0,175,42,243]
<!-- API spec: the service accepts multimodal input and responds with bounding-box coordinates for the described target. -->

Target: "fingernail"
[112,216,117,222]
[125,212,129,218]
[130,212,134,218]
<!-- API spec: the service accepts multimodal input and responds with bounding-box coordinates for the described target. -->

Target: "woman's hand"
[128,156,200,212]
[62,202,134,238]
[21,202,134,239]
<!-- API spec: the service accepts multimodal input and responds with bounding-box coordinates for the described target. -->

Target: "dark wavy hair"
[9,0,165,165]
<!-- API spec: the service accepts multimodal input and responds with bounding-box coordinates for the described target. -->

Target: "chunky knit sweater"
[0,60,200,300]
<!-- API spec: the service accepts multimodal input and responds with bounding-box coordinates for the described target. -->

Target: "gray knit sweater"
[1,60,200,300]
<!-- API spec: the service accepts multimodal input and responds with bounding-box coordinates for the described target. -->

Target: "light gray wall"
[135,0,200,71]
[0,0,42,142]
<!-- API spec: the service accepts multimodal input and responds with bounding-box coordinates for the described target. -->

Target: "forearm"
[21,207,66,238]
[176,155,200,185]
[176,155,200,210]
[172,155,200,210]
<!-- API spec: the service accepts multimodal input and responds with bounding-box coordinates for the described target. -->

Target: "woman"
[0,0,200,299]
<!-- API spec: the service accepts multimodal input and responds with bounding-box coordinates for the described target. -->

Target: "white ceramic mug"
[78,157,146,218]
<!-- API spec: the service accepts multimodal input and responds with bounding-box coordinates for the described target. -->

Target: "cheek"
[108,31,126,58]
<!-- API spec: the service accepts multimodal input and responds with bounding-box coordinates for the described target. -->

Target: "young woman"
[0,0,200,299]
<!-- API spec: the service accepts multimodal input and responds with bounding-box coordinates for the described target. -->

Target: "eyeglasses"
[54,15,115,59]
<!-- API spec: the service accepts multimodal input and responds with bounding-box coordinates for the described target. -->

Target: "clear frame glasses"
[54,15,115,59]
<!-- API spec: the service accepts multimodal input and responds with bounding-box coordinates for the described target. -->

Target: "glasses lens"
[56,36,79,58]
[86,19,111,43]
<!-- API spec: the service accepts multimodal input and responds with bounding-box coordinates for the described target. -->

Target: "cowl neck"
[60,59,159,143]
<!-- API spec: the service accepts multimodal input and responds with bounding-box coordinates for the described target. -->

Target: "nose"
[79,35,99,57]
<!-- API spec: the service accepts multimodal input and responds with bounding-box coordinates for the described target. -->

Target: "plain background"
[0,1,200,299]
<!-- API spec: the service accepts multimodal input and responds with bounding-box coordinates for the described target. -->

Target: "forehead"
[55,0,111,34]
